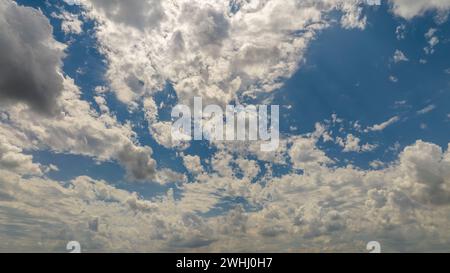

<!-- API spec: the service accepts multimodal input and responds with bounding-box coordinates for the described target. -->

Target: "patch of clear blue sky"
[274,3,450,167]
[16,1,450,194]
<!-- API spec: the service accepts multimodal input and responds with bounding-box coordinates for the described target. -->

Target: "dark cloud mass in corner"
[0,0,64,115]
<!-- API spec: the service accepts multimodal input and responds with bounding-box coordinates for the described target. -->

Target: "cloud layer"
[0,0,449,252]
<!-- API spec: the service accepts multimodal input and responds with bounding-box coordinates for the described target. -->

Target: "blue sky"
[278,9,450,167]
[1,0,450,252]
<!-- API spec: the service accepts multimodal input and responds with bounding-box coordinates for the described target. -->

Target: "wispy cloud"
[417,104,436,115]
[366,116,400,132]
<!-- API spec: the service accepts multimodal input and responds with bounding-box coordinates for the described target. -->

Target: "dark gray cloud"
[0,0,65,115]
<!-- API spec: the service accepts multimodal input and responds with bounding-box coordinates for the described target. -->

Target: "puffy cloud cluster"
[389,0,450,20]
[1,77,158,182]
[424,28,439,55]
[183,155,204,175]
[289,137,332,170]
[74,0,368,107]
[51,10,83,35]
[1,138,450,252]
[0,1,158,182]
[396,141,450,205]
[84,0,165,31]
[0,137,42,176]
[336,134,377,153]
